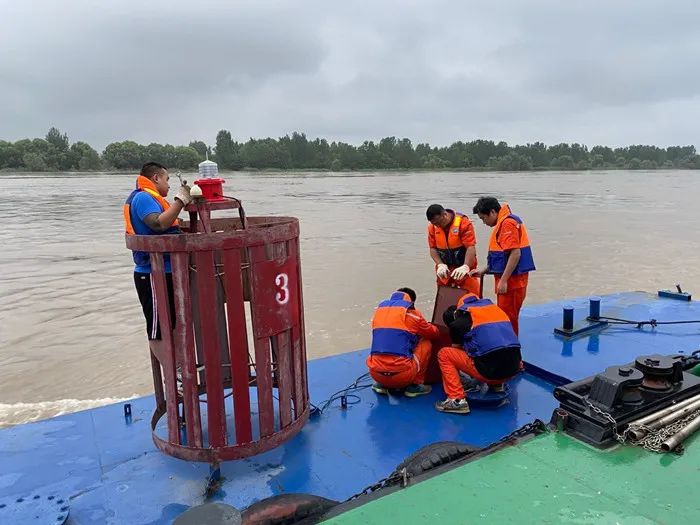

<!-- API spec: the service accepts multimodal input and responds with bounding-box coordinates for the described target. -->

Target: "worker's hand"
[174,184,192,206]
[450,265,470,281]
[496,280,508,294]
[436,263,449,279]
[469,267,487,278]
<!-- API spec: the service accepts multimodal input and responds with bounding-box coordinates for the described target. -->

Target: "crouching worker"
[435,293,522,414]
[366,288,440,397]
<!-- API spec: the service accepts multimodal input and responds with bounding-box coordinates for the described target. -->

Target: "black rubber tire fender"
[241,493,339,525]
[393,441,477,477]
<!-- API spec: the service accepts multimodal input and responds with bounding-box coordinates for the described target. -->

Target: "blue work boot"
[435,398,471,414]
[372,382,389,395]
[404,384,432,398]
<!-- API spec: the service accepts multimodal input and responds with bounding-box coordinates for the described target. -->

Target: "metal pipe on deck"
[627,392,700,440]
[660,412,700,452]
[628,397,700,440]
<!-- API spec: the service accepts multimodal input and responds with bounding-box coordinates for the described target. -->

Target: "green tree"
[330,141,362,170]
[626,158,642,169]
[677,155,700,169]
[70,141,101,170]
[590,154,605,168]
[551,155,574,168]
[241,138,291,169]
[103,141,145,169]
[23,152,48,171]
[188,141,208,159]
[215,130,240,169]
[591,145,615,164]
[330,158,343,171]
[174,146,200,169]
[0,142,22,168]
[281,132,315,169]
[422,153,450,169]
[46,127,69,152]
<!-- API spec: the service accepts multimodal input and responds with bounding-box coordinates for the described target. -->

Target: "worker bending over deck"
[367,288,440,397]
[426,204,481,296]
[435,293,522,414]
[470,197,535,334]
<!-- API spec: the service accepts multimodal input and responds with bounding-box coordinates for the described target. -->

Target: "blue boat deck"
[1,291,699,524]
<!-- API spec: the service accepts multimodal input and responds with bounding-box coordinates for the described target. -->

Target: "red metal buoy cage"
[125,197,309,462]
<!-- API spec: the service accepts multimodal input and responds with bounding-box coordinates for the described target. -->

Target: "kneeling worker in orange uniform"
[435,293,522,414]
[469,197,535,334]
[366,288,440,397]
[426,204,480,296]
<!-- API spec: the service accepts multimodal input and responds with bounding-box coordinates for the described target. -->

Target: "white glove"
[436,263,449,279]
[174,184,192,206]
[451,265,470,281]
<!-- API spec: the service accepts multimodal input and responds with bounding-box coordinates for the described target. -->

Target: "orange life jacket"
[370,292,419,358]
[429,210,468,267]
[487,204,535,275]
[456,293,520,357]
[123,175,178,235]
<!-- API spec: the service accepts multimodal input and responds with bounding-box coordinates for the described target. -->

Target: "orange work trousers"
[497,286,527,335]
[366,338,433,389]
[437,346,510,399]
[437,267,481,297]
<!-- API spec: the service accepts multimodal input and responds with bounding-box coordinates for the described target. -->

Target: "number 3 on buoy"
[275,273,290,305]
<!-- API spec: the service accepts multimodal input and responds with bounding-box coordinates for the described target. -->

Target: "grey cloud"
[1,0,699,149]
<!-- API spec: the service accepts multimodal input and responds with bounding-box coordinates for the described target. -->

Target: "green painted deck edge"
[322,431,700,525]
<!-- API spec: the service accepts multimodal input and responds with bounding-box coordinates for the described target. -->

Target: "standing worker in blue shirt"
[123,162,192,339]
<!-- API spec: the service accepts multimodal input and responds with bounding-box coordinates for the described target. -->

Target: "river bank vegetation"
[2,128,698,172]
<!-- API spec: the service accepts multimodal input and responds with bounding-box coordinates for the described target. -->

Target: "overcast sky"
[1,1,699,150]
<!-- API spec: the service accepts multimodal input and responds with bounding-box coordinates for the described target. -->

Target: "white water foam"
[0,396,139,429]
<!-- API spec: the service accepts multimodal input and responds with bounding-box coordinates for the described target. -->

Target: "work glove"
[451,265,470,281]
[436,263,449,279]
[174,184,192,206]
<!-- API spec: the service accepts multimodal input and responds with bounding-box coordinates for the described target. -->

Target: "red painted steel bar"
[170,252,203,447]
[222,248,254,445]
[194,249,227,448]
[150,252,181,445]
[125,197,309,462]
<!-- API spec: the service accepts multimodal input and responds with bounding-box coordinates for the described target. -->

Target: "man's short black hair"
[442,304,473,345]
[426,204,445,221]
[140,161,167,179]
[397,287,417,303]
[473,196,501,215]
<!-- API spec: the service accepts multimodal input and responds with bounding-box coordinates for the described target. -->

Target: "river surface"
[1,169,698,427]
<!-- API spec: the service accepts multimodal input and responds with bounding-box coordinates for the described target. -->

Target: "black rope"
[311,373,373,416]
[595,315,700,329]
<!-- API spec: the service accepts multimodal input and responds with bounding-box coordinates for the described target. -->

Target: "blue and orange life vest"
[456,293,520,357]
[429,210,467,267]
[486,204,535,275]
[370,292,419,358]
[123,175,180,269]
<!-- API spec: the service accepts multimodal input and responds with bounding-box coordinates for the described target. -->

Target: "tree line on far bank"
[2,127,699,172]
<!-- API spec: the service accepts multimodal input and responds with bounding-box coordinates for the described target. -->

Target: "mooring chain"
[632,408,700,453]
[345,419,548,501]
[584,399,632,443]
[585,399,700,453]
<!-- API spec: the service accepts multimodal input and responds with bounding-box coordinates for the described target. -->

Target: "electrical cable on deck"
[311,373,373,416]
